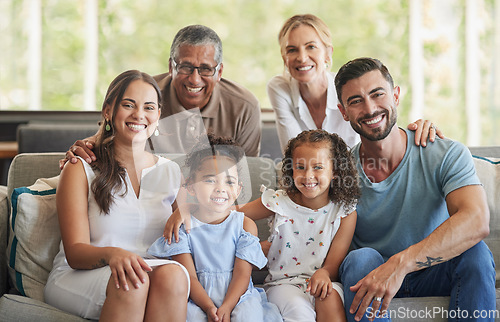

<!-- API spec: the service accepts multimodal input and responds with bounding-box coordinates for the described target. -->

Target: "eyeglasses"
[172,60,219,77]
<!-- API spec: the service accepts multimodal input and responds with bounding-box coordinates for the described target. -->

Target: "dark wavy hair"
[184,133,244,186]
[91,70,162,214]
[335,57,393,107]
[281,129,360,210]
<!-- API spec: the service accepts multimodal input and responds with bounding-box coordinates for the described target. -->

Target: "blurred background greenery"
[1,0,499,146]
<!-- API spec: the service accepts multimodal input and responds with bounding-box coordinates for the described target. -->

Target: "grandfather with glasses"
[153,24,261,156]
[62,25,261,167]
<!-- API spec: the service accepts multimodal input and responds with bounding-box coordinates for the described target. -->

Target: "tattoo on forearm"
[91,258,108,269]
[416,256,443,268]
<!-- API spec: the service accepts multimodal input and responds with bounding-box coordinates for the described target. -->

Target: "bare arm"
[59,134,98,169]
[236,198,274,221]
[173,253,219,321]
[216,217,258,320]
[308,211,357,299]
[57,160,151,291]
[350,185,489,320]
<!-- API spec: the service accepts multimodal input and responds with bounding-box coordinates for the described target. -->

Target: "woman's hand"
[407,119,444,147]
[163,203,194,243]
[307,268,333,300]
[107,247,152,291]
[59,136,97,169]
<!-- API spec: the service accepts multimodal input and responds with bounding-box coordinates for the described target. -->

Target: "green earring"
[105,119,111,132]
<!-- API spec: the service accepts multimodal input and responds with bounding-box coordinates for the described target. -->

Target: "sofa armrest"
[0,185,9,296]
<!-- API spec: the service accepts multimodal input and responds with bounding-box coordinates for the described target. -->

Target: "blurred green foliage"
[0,0,499,145]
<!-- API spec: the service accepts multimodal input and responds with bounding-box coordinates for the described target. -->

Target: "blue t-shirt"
[352,128,481,260]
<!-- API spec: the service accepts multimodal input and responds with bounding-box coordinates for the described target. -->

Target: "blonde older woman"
[267,14,442,152]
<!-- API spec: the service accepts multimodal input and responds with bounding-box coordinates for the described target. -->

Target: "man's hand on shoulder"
[59,136,97,170]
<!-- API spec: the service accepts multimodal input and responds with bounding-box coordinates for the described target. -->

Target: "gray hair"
[170,25,223,64]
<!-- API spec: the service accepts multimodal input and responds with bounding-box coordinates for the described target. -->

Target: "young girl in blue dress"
[148,135,282,322]
[241,129,360,322]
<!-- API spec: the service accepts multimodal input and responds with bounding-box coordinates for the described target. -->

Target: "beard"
[350,108,397,141]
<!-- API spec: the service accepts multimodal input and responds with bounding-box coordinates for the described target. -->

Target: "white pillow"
[7,176,60,301]
[473,156,500,280]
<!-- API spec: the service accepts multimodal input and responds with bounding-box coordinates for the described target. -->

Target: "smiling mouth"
[297,66,313,71]
[211,197,228,204]
[364,115,383,125]
[186,86,203,93]
[303,183,318,189]
[126,123,146,131]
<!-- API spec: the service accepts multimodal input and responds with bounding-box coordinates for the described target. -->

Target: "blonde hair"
[278,14,333,66]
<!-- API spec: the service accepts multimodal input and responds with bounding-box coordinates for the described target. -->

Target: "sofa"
[0,146,499,321]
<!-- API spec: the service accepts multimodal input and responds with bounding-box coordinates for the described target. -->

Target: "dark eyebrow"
[123,98,157,106]
[369,87,386,95]
[346,95,362,105]
[346,87,386,105]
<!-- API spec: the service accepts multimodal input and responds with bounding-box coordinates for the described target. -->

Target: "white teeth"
[304,183,317,188]
[127,123,146,131]
[365,115,383,125]
[297,66,313,71]
[211,197,227,203]
[186,86,202,93]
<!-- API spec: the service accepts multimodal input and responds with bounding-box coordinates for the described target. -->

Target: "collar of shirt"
[289,72,338,127]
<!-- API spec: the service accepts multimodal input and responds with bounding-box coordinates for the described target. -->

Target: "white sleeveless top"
[51,155,182,270]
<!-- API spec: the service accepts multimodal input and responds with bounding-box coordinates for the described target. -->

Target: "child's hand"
[206,305,219,322]
[307,268,333,300]
[216,303,233,322]
[163,203,194,243]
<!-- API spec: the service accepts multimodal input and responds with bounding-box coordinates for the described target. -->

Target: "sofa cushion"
[0,185,9,295]
[472,156,500,282]
[0,294,89,322]
[7,176,60,301]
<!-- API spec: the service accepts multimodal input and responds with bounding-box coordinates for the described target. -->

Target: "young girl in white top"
[148,135,282,322]
[242,129,360,322]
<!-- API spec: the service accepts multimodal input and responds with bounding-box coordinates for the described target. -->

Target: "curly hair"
[281,129,360,211]
[184,133,244,186]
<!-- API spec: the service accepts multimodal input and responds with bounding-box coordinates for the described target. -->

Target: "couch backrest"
[7,153,64,199]
[17,123,99,154]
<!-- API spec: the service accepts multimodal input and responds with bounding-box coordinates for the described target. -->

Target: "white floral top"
[262,188,355,287]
